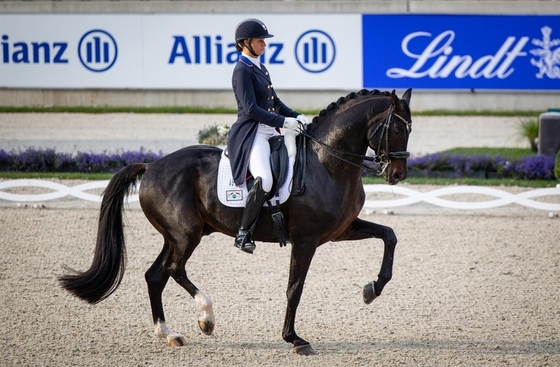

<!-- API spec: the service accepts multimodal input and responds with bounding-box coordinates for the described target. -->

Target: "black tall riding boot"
[234,177,268,254]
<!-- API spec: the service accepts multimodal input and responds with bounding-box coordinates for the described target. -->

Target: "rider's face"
[245,38,266,56]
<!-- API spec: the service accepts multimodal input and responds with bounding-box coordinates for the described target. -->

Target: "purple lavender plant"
[0,148,555,179]
[406,153,555,180]
[0,148,164,173]
[514,155,555,180]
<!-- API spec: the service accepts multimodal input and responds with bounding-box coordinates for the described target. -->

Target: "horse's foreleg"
[333,218,397,304]
[283,242,317,356]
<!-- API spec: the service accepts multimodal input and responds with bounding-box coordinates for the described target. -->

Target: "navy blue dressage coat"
[227,55,299,186]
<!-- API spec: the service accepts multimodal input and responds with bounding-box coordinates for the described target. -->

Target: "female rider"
[227,18,309,254]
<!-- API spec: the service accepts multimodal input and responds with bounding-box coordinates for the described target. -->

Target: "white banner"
[0,14,361,90]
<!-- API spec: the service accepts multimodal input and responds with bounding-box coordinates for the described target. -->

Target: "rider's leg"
[234,125,277,254]
[234,177,268,253]
[248,124,277,193]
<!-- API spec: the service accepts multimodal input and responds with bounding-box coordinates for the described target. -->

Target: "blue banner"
[362,14,560,91]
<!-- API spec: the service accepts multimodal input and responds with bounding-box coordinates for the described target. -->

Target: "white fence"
[1,179,559,211]
[363,184,560,212]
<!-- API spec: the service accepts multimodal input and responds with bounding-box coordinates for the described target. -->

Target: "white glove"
[296,114,310,125]
[283,117,299,131]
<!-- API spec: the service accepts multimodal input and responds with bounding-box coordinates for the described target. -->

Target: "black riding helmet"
[235,18,273,57]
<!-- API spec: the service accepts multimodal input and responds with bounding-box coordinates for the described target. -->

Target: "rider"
[227,18,309,254]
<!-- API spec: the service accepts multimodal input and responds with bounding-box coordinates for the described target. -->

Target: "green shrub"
[519,117,539,152]
[197,125,230,146]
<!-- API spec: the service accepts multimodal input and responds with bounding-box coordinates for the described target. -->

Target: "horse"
[59,88,413,356]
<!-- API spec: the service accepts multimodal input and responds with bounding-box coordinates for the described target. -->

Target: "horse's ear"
[390,89,398,106]
[402,88,412,105]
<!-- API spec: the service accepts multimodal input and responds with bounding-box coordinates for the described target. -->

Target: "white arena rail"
[0,179,559,211]
[0,179,137,203]
[363,184,560,211]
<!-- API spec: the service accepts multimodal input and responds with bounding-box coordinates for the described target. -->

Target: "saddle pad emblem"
[226,190,243,201]
[217,151,294,208]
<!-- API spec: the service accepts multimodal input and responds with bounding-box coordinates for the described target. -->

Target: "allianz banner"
[1,14,559,91]
[363,14,560,91]
[0,14,361,90]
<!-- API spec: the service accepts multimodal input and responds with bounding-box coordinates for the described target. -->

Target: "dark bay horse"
[59,88,412,356]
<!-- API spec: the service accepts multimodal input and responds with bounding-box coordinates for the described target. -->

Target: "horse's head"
[367,89,412,185]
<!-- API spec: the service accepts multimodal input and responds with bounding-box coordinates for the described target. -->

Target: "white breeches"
[248,124,280,193]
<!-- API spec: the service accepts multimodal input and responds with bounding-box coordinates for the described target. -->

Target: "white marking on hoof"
[195,291,215,334]
[155,320,173,339]
[155,319,185,345]
[167,334,187,347]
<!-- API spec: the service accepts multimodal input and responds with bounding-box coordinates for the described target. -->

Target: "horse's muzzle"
[385,165,407,185]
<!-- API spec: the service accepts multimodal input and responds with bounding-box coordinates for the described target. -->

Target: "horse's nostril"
[392,171,405,182]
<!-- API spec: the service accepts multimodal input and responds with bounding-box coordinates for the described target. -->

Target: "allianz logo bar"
[1,34,69,64]
[0,30,117,73]
[167,35,285,65]
[168,30,336,74]
[1,29,337,74]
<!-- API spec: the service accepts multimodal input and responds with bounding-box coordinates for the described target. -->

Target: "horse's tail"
[58,163,147,304]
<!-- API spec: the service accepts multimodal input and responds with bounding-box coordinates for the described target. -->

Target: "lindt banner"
[362,14,560,90]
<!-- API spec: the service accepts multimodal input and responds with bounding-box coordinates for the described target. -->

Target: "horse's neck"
[308,116,369,178]
[313,120,361,153]
[307,95,391,179]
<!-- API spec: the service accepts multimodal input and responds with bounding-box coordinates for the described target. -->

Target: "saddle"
[243,134,305,198]
[225,134,306,247]
[249,135,305,247]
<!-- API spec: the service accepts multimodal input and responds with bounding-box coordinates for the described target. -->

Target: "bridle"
[297,105,411,176]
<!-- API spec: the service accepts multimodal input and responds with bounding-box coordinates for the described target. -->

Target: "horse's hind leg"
[145,241,187,346]
[168,236,216,338]
[145,236,215,346]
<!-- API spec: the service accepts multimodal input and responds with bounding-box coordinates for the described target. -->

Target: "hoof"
[198,319,215,336]
[363,281,378,305]
[293,344,316,356]
[167,334,187,346]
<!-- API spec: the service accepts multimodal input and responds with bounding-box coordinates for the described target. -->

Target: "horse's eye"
[392,125,401,134]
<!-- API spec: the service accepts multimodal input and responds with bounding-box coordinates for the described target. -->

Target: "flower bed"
[0,148,164,173]
[404,153,556,180]
[0,148,556,180]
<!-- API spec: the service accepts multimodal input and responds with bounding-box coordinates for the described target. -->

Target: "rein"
[297,105,411,176]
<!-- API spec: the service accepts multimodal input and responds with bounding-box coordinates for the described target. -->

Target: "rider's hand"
[296,114,310,125]
[283,117,300,131]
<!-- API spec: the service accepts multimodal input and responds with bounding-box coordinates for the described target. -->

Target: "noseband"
[298,105,411,176]
[366,104,412,175]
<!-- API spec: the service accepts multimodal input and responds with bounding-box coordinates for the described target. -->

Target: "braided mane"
[311,89,391,124]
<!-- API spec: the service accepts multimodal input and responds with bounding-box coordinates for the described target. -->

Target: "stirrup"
[234,230,256,254]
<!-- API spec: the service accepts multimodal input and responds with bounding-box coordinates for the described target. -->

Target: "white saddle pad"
[217,151,294,207]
